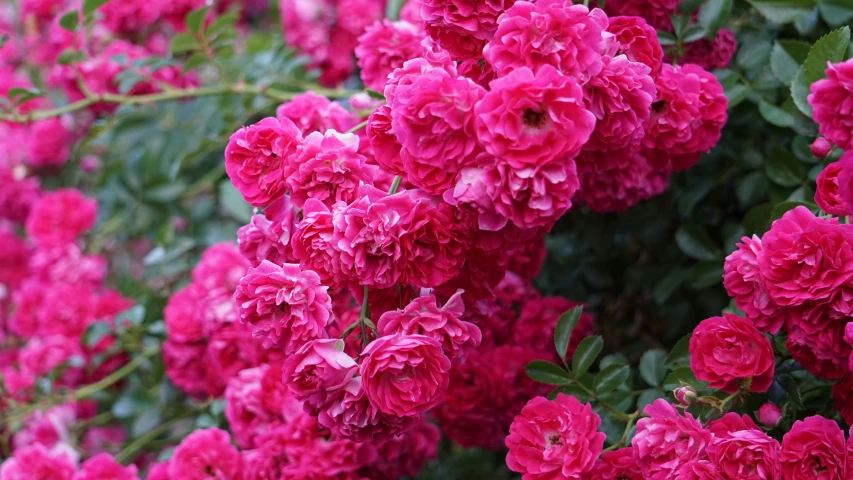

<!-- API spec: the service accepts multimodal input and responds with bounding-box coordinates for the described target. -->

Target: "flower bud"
[812,138,833,158]
[674,386,698,405]
[756,403,782,427]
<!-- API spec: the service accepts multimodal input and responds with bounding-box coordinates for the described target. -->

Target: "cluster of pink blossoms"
[353,0,727,216]
[507,394,853,480]
[0,186,144,478]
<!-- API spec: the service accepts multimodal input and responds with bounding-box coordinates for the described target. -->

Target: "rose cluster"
[0,187,145,478]
[506,394,853,480]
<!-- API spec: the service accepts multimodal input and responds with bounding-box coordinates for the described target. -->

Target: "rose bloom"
[643,63,728,170]
[722,235,786,333]
[234,260,333,352]
[606,16,664,78]
[360,333,451,417]
[475,65,595,168]
[366,104,405,176]
[512,296,594,362]
[588,447,642,480]
[674,29,738,70]
[284,130,371,208]
[0,444,77,480]
[24,188,98,245]
[816,161,851,216]
[76,453,139,480]
[632,399,713,479]
[224,116,303,207]
[291,199,346,287]
[275,91,355,136]
[690,313,774,393]
[786,303,850,380]
[706,413,782,480]
[420,0,516,60]
[583,54,656,151]
[169,428,242,480]
[780,416,848,480]
[364,420,441,479]
[163,339,215,398]
[224,367,276,449]
[457,57,497,88]
[377,290,481,360]
[574,147,669,213]
[505,394,605,480]
[757,403,783,428]
[809,58,853,151]
[356,20,426,91]
[316,375,414,442]
[833,374,853,425]
[758,206,853,308]
[604,0,679,31]
[835,151,853,214]
[163,283,204,344]
[282,339,358,409]
[484,1,606,79]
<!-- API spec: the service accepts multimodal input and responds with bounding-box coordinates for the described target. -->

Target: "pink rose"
[421,0,516,60]
[316,376,414,442]
[0,444,76,480]
[809,59,853,151]
[512,296,594,362]
[505,394,605,480]
[575,147,669,213]
[758,206,853,308]
[377,290,481,360]
[606,16,664,78]
[169,429,242,480]
[75,453,139,480]
[588,447,642,479]
[275,91,354,136]
[836,151,853,214]
[163,284,204,344]
[815,161,850,216]
[366,104,405,176]
[722,235,786,332]
[670,29,738,70]
[484,2,606,79]
[234,260,333,352]
[355,20,426,91]
[812,138,833,158]
[25,188,98,245]
[756,403,783,428]
[604,0,679,31]
[475,65,595,168]
[780,416,848,480]
[360,334,451,417]
[707,413,781,480]
[282,339,358,409]
[291,199,346,287]
[689,313,775,393]
[632,399,713,479]
[224,116,303,207]
[787,303,850,380]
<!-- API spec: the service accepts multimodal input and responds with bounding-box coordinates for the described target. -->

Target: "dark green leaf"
[803,26,850,85]
[725,84,750,108]
[737,171,770,207]
[666,335,692,366]
[185,6,209,35]
[658,30,677,46]
[571,336,603,378]
[638,389,666,409]
[770,200,817,222]
[7,87,42,105]
[115,305,145,327]
[743,202,774,235]
[683,26,707,43]
[675,225,720,261]
[765,148,806,186]
[654,268,689,305]
[777,374,804,408]
[132,409,163,436]
[679,0,705,14]
[746,0,818,24]
[698,0,733,39]
[526,360,572,385]
[83,0,112,16]
[366,89,386,100]
[770,40,810,84]
[599,354,628,370]
[672,14,690,38]
[639,350,668,386]
[819,0,853,27]
[84,322,113,347]
[554,305,584,363]
[207,13,239,39]
[663,366,700,391]
[791,67,812,116]
[59,11,79,31]
[170,32,200,54]
[218,180,253,222]
[759,100,796,127]
[385,0,406,20]
[594,364,631,394]
[688,261,724,289]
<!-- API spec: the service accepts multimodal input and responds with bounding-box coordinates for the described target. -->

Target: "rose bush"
[1,0,852,478]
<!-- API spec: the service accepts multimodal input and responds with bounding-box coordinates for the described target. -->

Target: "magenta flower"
[632,399,713,479]
[282,339,358,409]
[169,428,242,480]
[25,188,97,245]
[809,59,853,151]
[780,416,848,480]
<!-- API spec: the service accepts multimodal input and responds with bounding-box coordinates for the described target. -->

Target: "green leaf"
[653,268,689,305]
[688,261,724,289]
[185,6,209,35]
[638,389,666,409]
[725,84,750,108]
[57,48,78,65]
[777,374,804,408]
[737,171,770,207]
[639,350,668,386]
[666,335,692,366]
[657,30,677,46]
[83,0,112,16]
[526,360,572,385]
[819,0,853,27]
[770,40,810,84]
[7,87,42,105]
[663,366,701,391]
[672,14,690,39]
[207,12,239,39]
[803,26,850,85]
[170,32,200,54]
[746,0,818,24]
[132,409,163,437]
[0,34,8,49]
[698,0,733,39]
[59,11,79,31]
[765,147,806,186]
[571,336,603,378]
[218,180,253,222]
[770,200,817,222]
[679,0,706,14]
[759,100,796,127]
[366,89,386,100]
[675,225,720,261]
[594,364,631,394]
[84,322,113,347]
[599,354,628,370]
[385,0,406,20]
[791,67,812,116]
[682,26,707,43]
[554,305,584,363]
[115,305,145,327]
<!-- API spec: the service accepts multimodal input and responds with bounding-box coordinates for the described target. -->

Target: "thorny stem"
[1,83,358,123]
